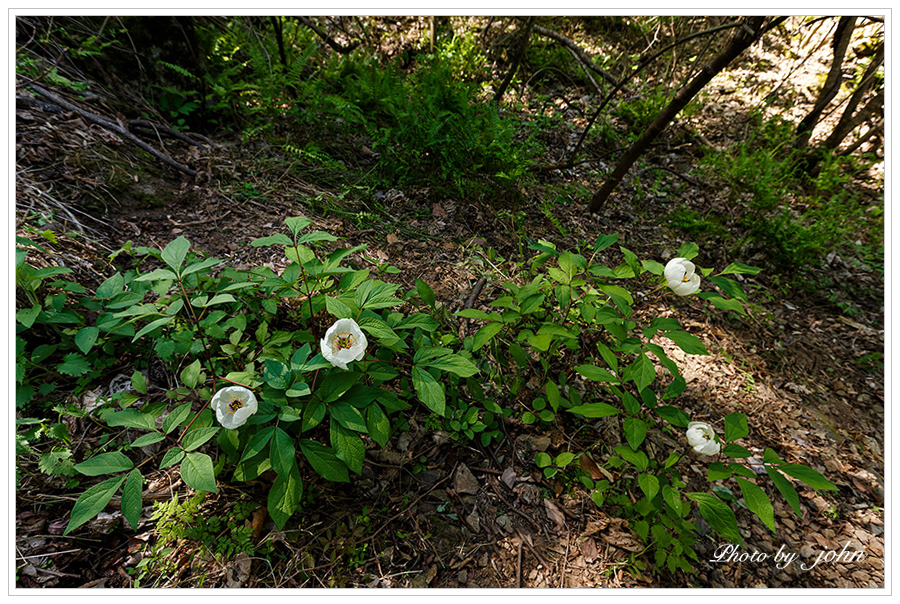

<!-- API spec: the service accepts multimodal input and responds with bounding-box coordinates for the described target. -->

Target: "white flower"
[321,318,368,370]
[210,386,258,430]
[664,257,701,296]
[686,421,721,456]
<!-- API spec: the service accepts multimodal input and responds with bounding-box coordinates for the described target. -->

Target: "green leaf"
[594,233,619,252]
[181,452,218,492]
[159,448,185,469]
[121,469,143,530]
[330,419,364,475]
[71,326,100,355]
[397,313,440,332]
[64,475,126,535]
[638,473,659,501]
[57,353,91,377]
[674,242,699,261]
[765,466,802,518]
[270,427,296,477]
[735,477,776,532]
[567,403,619,418]
[251,233,293,247]
[723,443,752,458]
[132,316,175,342]
[575,364,619,383]
[720,262,762,276]
[180,359,203,389]
[181,426,220,451]
[133,267,178,282]
[74,451,134,476]
[614,446,648,471]
[16,304,41,328]
[421,353,478,377]
[708,276,747,302]
[534,452,552,468]
[325,296,355,320]
[623,418,647,450]
[163,403,193,434]
[723,413,749,442]
[707,462,732,481]
[654,405,690,428]
[705,294,746,315]
[330,402,368,433]
[626,352,655,392]
[268,463,303,530]
[472,322,504,351]
[662,485,683,516]
[240,426,276,463]
[415,278,436,308]
[130,370,147,395]
[161,236,191,272]
[665,331,708,355]
[686,492,741,544]
[131,433,166,448]
[285,216,313,236]
[412,366,445,416]
[776,464,837,491]
[264,359,291,390]
[95,273,125,299]
[181,257,223,277]
[101,408,157,431]
[358,316,401,343]
[298,440,350,482]
[366,403,390,448]
[641,259,665,275]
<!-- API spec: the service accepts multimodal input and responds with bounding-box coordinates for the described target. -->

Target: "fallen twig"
[128,119,206,149]
[533,24,621,89]
[28,84,198,178]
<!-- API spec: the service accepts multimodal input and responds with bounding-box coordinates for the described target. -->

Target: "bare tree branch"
[532,24,621,89]
[299,16,360,54]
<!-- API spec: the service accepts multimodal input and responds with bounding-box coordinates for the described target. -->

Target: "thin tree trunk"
[271,16,288,70]
[820,89,884,151]
[494,17,536,104]
[793,16,857,151]
[837,116,882,157]
[819,41,884,151]
[589,16,775,213]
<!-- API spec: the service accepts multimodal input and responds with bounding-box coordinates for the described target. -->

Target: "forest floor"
[15,20,885,590]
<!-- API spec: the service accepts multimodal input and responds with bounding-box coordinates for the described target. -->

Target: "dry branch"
[28,83,198,178]
[533,24,621,89]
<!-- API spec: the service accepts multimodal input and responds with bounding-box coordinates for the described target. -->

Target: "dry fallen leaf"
[544,499,566,530]
[386,233,400,245]
[579,536,598,562]
[579,453,605,479]
[225,552,252,588]
[432,203,447,217]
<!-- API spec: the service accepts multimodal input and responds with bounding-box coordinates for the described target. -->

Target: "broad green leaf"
[735,477,776,532]
[161,236,191,273]
[708,276,747,302]
[133,268,177,282]
[614,446,648,471]
[121,469,143,530]
[397,313,440,332]
[366,403,390,448]
[594,233,619,252]
[720,262,762,276]
[556,452,576,467]
[687,492,741,544]
[270,427,296,477]
[654,405,690,428]
[674,242,699,261]
[575,364,619,383]
[662,485,683,516]
[330,419,364,475]
[626,352,655,392]
[707,462,732,481]
[777,464,837,491]
[251,233,292,247]
[723,443,752,458]
[567,403,619,418]
[705,294,746,315]
[325,296,355,319]
[101,408,157,431]
[473,322,504,351]
[181,359,203,389]
[638,473,659,501]
[299,439,349,482]
[412,366,445,416]
[330,402,368,433]
[131,433,166,448]
[641,259,665,275]
[95,273,125,299]
[64,475,126,535]
[534,452,552,467]
[132,316,175,342]
[241,426,276,463]
[285,216,312,236]
[358,316,401,343]
[181,426,220,451]
[723,413,749,442]
[546,381,560,413]
[268,463,303,530]
[74,451,134,476]
[181,452,218,492]
[181,257,223,277]
[421,353,478,378]
[16,304,41,328]
[264,359,291,390]
[72,326,100,354]
[665,331,708,355]
[765,466,802,517]
[623,418,647,450]
[163,402,193,434]
[621,391,640,415]
[596,342,618,373]
[57,353,91,377]
[415,278,436,308]
[159,448,185,469]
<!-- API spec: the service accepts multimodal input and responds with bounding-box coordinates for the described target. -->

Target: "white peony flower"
[321,318,368,370]
[210,386,258,430]
[664,257,701,296]
[686,421,721,456]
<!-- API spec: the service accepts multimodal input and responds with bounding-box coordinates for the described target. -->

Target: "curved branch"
[299,16,360,54]
[532,24,621,89]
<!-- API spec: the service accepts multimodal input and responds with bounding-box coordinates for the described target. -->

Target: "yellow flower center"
[331,332,357,353]
[226,397,245,414]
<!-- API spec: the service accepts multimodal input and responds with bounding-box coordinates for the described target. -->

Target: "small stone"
[800,545,817,559]
[454,464,479,495]
[457,570,468,584]
[824,459,841,473]
[466,510,481,533]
